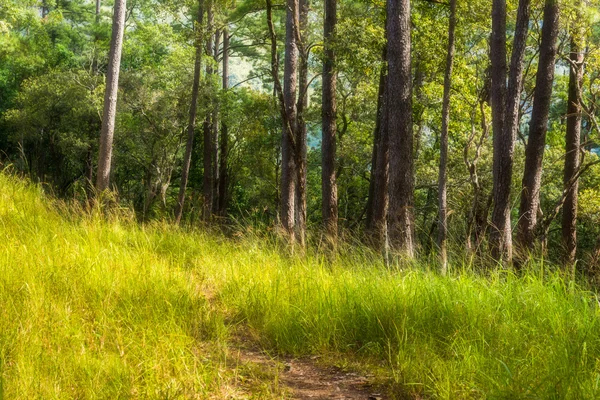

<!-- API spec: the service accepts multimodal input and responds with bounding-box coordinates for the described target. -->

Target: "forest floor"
[233,343,384,399]
[230,328,386,399]
[3,173,600,399]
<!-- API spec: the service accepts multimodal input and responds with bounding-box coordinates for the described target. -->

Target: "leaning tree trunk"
[516,0,560,255]
[490,0,530,263]
[562,3,585,267]
[96,0,126,191]
[321,0,338,243]
[175,0,204,224]
[437,0,456,274]
[386,0,415,258]
[218,28,230,216]
[202,2,214,221]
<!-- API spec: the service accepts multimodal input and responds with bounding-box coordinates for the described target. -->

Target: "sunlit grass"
[1,172,600,399]
[0,174,269,399]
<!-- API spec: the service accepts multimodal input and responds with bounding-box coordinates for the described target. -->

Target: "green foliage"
[3,173,600,398]
[1,0,600,266]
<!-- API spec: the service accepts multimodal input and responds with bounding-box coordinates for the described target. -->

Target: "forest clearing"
[3,0,600,397]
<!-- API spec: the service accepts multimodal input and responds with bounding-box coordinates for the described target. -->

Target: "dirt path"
[235,347,385,399]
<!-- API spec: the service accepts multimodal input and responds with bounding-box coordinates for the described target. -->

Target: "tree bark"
[437,0,456,274]
[203,1,214,221]
[464,99,491,253]
[386,0,414,258]
[212,30,221,214]
[366,54,389,250]
[280,0,299,241]
[218,28,230,216]
[562,4,585,267]
[516,0,559,254]
[175,0,204,224]
[490,0,530,263]
[321,0,337,243]
[87,0,101,198]
[96,0,126,191]
[295,0,309,248]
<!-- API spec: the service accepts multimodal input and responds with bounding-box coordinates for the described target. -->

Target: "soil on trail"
[236,347,385,400]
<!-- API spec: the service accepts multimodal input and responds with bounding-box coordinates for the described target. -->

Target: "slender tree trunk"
[438,0,456,274]
[322,0,338,243]
[203,2,214,221]
[96,0,126,191]
[516,0,560,254]
[386,0,414,258]
[366,55,389,250]
[218,28,230,216]
[490,0,530,263]
[294,0,309,248]
[175,0,204,224]
[87,0,101,198]
[280,0,299,241]
[366,66,384,230]
[490,0,507,245]
[212,30,221,214]
[562,5,585,267]
[464,96,491,253]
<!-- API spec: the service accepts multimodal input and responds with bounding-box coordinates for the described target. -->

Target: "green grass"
[2,172,600,399]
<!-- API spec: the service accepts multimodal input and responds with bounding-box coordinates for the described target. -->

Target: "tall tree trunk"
[218,28,230,216]
[438,0,456,274]
[203,2,214,221]
[280,0,299,241]
[386,0,414,258]
[516,0,560,254]
[322,0,338,243]
[366,54,389,250]
[464,98,491,253]
[175,0,204,224]
[96,0,126,191]
[212,30,221,214]
[87,0,101,198]
[294,0,309,248]
[490,0,530,263]
[366,66,384,231]
[562,4,585,267]
[489,0,507,251]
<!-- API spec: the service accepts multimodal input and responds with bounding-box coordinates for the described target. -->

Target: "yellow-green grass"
[1,173,600,399]
[0,174,280,399]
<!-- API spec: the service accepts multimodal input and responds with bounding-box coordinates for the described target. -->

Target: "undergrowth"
[1,173,600,399]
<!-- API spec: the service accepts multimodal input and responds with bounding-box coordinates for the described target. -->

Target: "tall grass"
[220,261,600,398]
[0,174,268,399]
[2,173,600,398]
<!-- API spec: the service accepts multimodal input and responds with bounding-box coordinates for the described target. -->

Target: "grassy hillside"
[1,173,600,399]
